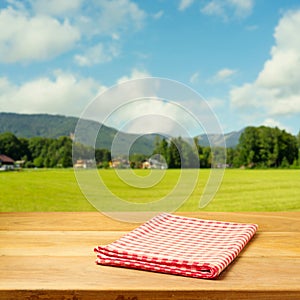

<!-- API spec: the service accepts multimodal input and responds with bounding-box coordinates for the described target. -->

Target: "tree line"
[231,126,299,168]
[0,126,299,169]
[151,126,300,169]
[0,132,73,168]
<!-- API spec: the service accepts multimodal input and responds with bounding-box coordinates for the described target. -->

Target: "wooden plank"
[0,212,138,231]
[1,290,299,300]
[187,211,300,232]
[0,230,125,257]
[1,212,299,299]
[0,256,299,294]
[0,290,299,300]
[1,212,300,231]
[1,231,299,258]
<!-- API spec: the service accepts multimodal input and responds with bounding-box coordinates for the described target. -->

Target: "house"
[74,159,87,168]
[149,158,168,169]
[73,159,95,168]
[142,158,168,169]
[15,160,25,168]
[141,160,151,169]
[0,154,15,171]
[110,158,130,169]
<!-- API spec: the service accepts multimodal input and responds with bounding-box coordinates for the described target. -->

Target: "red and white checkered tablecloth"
[94,213,258,279]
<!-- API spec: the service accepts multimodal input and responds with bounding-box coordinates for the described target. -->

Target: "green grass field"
[0,168,299,212]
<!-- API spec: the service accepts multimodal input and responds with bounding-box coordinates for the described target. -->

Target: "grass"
[183,169,300,211]
[0,168,299,212]
[0,169,95,211]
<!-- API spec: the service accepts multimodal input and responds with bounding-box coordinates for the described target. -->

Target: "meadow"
[0,168,299,212]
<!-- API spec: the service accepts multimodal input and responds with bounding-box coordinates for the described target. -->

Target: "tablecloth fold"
[94,213,258,279]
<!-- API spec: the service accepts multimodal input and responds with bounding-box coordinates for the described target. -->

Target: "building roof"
[0,154,15,164]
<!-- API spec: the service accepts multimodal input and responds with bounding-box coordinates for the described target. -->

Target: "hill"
[0,112,77,138]
[0,112,242,155]
[196,129,243,148]
[0,112,157,155]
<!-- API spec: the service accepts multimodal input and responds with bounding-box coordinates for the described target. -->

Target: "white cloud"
[31,0,146,36]
[153,10,164,19]
[0,77,12,97]
[227,0,254,18]
[117,68,151,84]
[108,100,191,135]
[0,71,101,116]
[201,0,254,20]
[111,33,120,40]
[105,95,210,137]
[189,72,200,84]
[230,9,300,117]
[71,73,224,136]
[134,52,150,60]
[179,0,253,17]
[74,42,120,66]
[205,97,226,109]
[0,0,146,64]
[213,68,237,81]
[262,118,291,132]
[0,68,153,126]
[178,0,195,11]
[0,7,80,63]
[71,0,146,65]
[201,1,225,18]
[246,24,259,31]
[81,0,146,37]
[30,0,83,17]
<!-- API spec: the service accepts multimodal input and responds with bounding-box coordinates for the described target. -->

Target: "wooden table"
[0,212,299,300]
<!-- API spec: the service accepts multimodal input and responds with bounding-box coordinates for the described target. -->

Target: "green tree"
[28,137,49,160]
[57,137,73,167]
[199,147,211,168]
[33,156,44,168]
[0,132,23,160]
[258,126,275,167]
[226,148,236,167]
[180,138,199,168]
[280,157,289,168]
[165,137,199,169]
[236,126,259,167]
[211,146,227,168]
[236,126,298,168]
[196,139,211,168]
[72,142,94,163]
[19,138,31,162]
[167,138,181,168]
[152,137,169,164]
[129,153,147,169]
[95,148,112,165]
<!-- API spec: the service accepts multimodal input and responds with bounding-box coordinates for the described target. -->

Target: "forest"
[0,126,299,169]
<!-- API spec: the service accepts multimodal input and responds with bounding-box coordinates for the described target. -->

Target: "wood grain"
[1,211,299,231]
[0,212,299,300]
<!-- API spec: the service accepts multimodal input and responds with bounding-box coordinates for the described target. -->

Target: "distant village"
[1,153,168,171]
[73,157,168,170]
[1,125,299,170]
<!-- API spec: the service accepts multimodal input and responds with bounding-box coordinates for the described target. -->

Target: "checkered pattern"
[94,213,258,279]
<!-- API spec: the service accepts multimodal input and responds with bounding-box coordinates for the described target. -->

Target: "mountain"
[0,112,157,155]
[196,129,243,148]
[0,112,78,138]
[0,112,243,155]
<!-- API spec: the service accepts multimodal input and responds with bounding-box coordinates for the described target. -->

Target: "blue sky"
[0,0,300,136]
